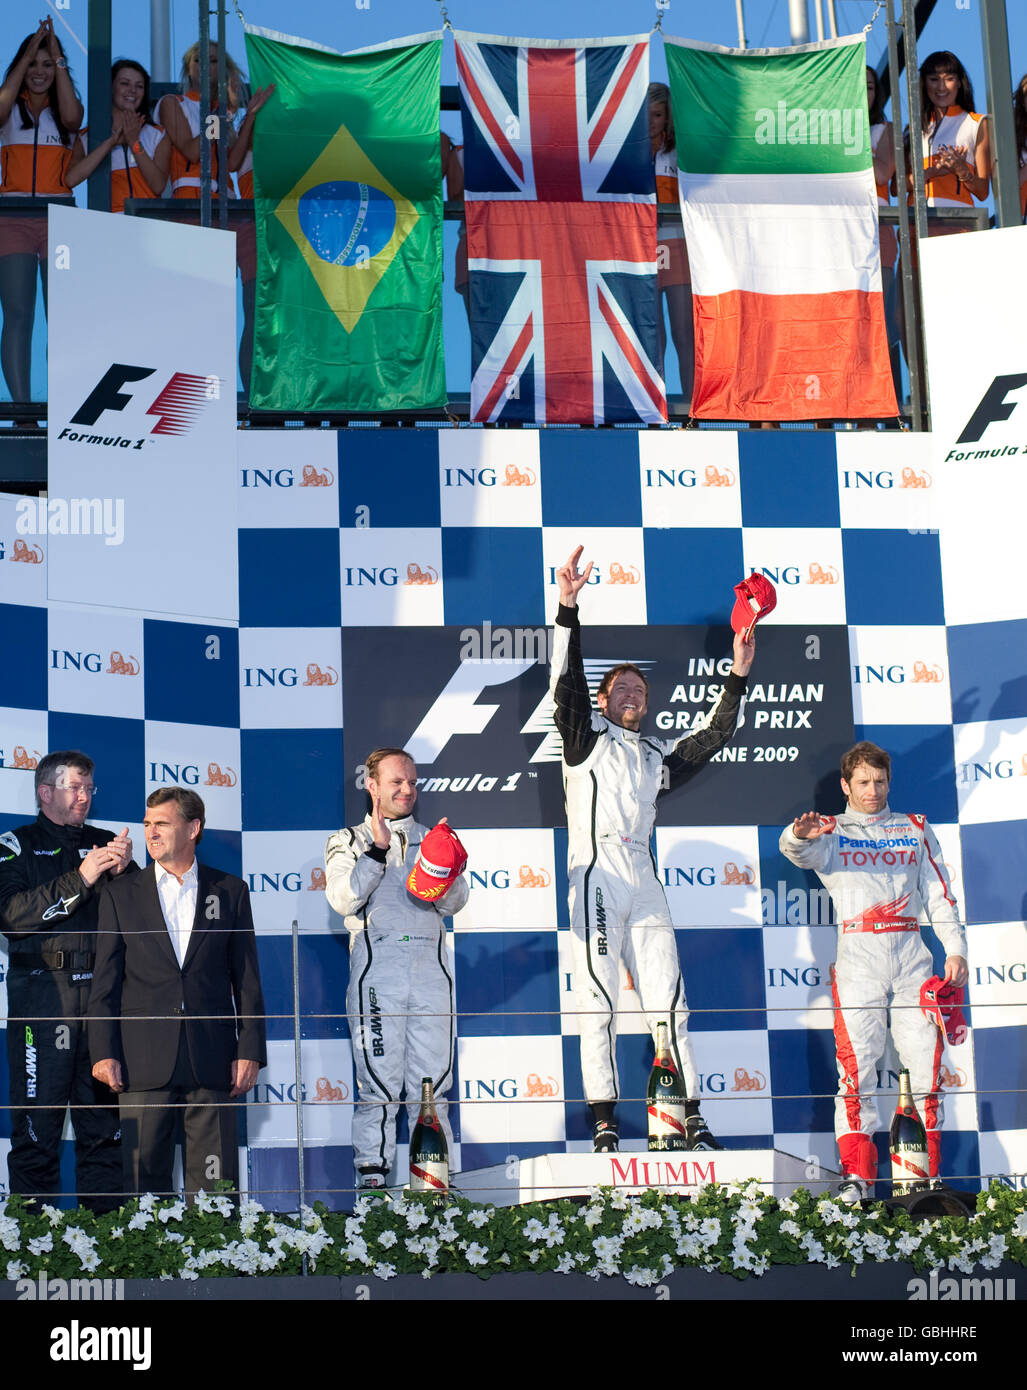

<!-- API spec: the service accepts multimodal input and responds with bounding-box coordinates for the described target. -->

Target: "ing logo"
[11,746,40,770]
[939,1065,967,1089]
[501,464,536,487]
[702,465,735,488]
[518,865,552,888]
[912,661,944,683]
[204,762,237,787]
[524,1074,560,1098]
[731,1068,767,1092]
[807,563,839,585]
[309,867,327,891]
[404,563,439,586]
[106,651,140,676]
[300,464,335,487]
[722,862,755,885]
[608,562,641,585]
[11,539,43,564]
[303,663,339,686]
[312,1077,349,1102]
[899,467,931,489]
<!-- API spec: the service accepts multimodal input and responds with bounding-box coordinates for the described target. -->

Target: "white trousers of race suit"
[831,928,944,1182]
[569,841,697,1104]
[346,933,455,1177]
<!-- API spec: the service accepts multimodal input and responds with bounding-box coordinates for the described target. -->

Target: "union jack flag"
[456,33,666,425]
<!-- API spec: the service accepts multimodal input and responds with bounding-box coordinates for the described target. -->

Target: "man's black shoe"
[685,1116,723,1151]
[592,1121,620,1153]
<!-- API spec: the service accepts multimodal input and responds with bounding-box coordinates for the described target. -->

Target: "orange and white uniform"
[916,105,986,208]
[654,143,689,287]
[0,101,72,196]
[166,91,232,198]
[871,121,897,270]
[78,122,166,213]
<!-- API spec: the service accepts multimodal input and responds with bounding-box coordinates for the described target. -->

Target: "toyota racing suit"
[325,815,468,1180]
[779,806,964,1182]
[551,606,747,1103]
[0,815,137,1211]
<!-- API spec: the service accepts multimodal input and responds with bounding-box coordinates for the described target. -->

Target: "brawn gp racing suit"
[325,815,469,1180]
[551,605,747,1105]
[0,814,136,1211]
[779,806,965,1182]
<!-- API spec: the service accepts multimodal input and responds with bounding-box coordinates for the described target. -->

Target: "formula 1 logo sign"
[342,625,853,828]
[58,362,219,448]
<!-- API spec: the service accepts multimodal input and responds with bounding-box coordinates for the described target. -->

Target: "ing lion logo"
[313,1076,348,1102]
[722,862,755,885]
[731,1067,767,1092]
[518,865,552,888]
[939,1065,966,1089]
[1021,754,1027,778]
[912,660,944,683]
[11,539,43,564]
[608,562,640,585]
[106,651,140,676]
[204,762,238,787]
[309,866,327,891]
[702,465,736,488]
[900,467,932,489]
[12,746,39,770]
[303,663,339,686]
[807,563,839,585]
[404,563,439,586]
[524,1073,560,1098]
[300,464,335,487]
[502,464,536,487]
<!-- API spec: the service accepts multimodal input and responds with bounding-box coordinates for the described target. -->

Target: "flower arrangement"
[2,1182,1025,1285]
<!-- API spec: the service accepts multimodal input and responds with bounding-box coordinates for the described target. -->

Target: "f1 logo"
[70,363,156,425]
[957,373,1027,443]
[406,659,536,762]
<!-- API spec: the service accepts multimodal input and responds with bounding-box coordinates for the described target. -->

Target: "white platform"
[444,1149,838,1207]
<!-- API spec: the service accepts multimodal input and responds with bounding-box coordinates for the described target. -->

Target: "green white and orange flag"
[666,35,897,421]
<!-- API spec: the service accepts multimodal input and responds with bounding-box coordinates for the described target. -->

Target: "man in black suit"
[88,788,265,1198]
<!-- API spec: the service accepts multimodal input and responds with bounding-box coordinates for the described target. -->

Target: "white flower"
[465,1242,489,1267]
[497,1252,511,1265]
[158,1201,186,1225]
[818,1200,844,1226]
[528,1249,541,1264]
[523,1218,546,1244]
[420,1236,441,1267]
[777,1196,798,1215]
[110,1228,124,1240]
[592,1234,623,1261]
[980,1234,1008,1270]
[0,1215,21,1252]
[138,1192,157,1212]
[6,1260,27,1280]
[986,1196,997,1211]
[676,1233,702,1259]
[555,1252,576,1274]
[403,1205,430,1231]
[128,1211,153,1231]
[583,1206,604,1230]
[373,1262,397,1280]
[193,1191,215,1212]
[162,1232,185,1245]
[544,1215,566,1248]
[377,1229,398,1249]
[345,1238,371,1264]
[825,1252,840,1269]
[405,1237,424,1255]
[27,1232,53,1256]
[623,1265,658,1287]
[1012,1212,1027,1239]
[466,1208,490,1229]
[894,1232,922,1257]
[779,1220,801,1239]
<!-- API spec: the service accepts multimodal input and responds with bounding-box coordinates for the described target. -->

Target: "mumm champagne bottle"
[890,1069,929,1194]
[647,1023,688,1152]
[408,1077,449,1194]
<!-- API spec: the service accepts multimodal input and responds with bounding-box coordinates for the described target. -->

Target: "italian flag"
[666,35,897,421]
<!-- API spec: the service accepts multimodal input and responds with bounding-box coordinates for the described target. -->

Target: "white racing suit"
[325,815,468,1178]
[551,605,747,1103]
[779,807,965,1182]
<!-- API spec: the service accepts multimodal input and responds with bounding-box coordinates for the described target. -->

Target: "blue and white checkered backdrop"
[1,427,1024,1208]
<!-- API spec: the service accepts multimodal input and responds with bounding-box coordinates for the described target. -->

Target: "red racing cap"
[407,822,468,903]
[731,573,777,640]
[920,976,968,1046]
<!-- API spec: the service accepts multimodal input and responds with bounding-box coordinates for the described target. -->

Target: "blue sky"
[3,0,1024,399]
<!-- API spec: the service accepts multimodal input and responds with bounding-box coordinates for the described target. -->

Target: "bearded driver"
[325,749,468,1192]
[552,546,755,1152]
[780,742,967,1203]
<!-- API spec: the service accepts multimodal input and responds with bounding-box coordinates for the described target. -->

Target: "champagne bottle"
[647,1022,688,1152]
[890,1069,929,1194]
[407,1077,449,1195]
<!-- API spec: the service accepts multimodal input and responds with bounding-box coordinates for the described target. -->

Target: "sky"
[3,0,1025,399]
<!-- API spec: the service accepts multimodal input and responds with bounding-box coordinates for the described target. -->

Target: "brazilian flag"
[245,29,444,411]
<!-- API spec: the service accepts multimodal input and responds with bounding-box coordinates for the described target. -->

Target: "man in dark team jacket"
[0,751,135,1211]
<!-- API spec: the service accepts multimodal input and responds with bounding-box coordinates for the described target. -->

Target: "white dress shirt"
[155,860,199,967]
